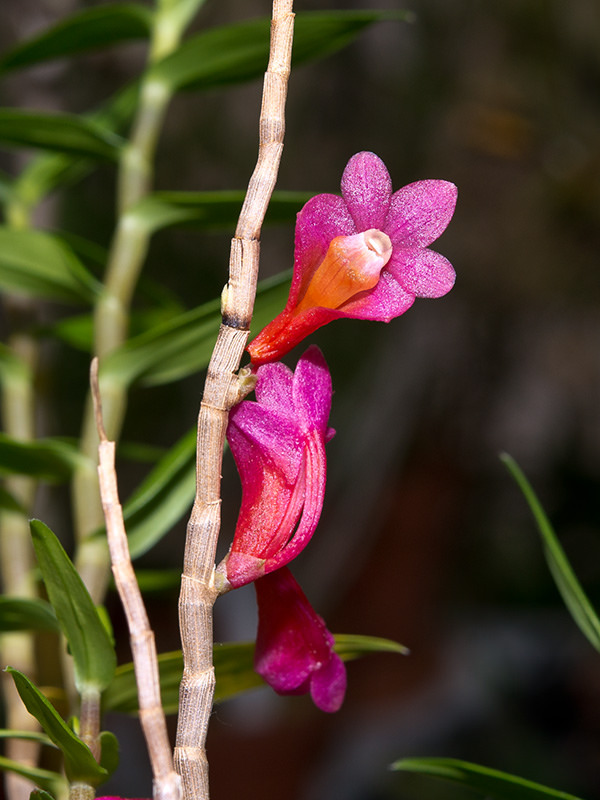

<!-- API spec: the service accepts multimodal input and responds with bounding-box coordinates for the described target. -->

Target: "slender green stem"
[72,3,204,603]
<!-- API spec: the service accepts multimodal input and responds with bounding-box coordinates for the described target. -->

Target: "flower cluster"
[222,152,456,711]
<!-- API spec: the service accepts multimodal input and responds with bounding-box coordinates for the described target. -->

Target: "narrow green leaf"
[30,790,57,800]
[0,5,153,74]
[0,228,101,303]
[0,729,54,746]
[0,485,25,513]
[0,597,59,633]
[100,270,290,388]
[150,11,410,93]
[104,634,408,714]
[0,754,66,796]
[0,435,87,482]
[30,520,117,693]
[0,110,123,160]
[130,189,312,234]
[392,757,585,800]
[123,427,196,559]
[6,668,108,785]
[501,453,600,652]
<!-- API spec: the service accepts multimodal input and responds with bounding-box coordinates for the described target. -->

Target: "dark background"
[1,1,600,798]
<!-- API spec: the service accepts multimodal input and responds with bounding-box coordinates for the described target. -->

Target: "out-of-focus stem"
[174,4,295,798]
[72,2,203,603]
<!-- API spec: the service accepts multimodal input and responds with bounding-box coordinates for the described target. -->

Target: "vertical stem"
[174,4,295,799]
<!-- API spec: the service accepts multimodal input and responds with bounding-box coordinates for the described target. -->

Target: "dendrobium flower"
[248,151,457,365]
[254,567,346,713]
[216,346,334,589]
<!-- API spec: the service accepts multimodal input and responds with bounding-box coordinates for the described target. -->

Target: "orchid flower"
[216,346,334,590]
[248,151,457,365]
[254,567,346,713]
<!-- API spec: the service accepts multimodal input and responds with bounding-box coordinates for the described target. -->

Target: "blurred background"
[1,0,600,798]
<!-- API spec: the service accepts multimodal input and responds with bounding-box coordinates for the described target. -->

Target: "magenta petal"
[340,268,415,321]
[290,193,356,305]
[254,361,294,411]
[385,180,457,248]
[390,246,456,298]
[292,345,333,433]
[341,151,392,231]
[310,650,347,712]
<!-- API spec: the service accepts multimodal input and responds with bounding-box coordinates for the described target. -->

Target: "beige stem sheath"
[174,4,295,800]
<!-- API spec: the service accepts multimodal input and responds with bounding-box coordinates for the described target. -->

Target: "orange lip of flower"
[295,228,393,313]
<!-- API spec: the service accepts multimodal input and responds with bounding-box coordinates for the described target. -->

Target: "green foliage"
[0,110,123,160]
[30,521,117,693]
[0,598,59,633]
[103,634,408,714]
[0,4,153,74]
[0,755,66,796]
[0,229,100,304]
[392,758,586,800]
[0,435,86,482]
[501,453,600,651]
[6,669,108,786]
[98,731,120,780]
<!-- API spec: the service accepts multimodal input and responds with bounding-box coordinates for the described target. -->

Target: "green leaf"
[0,729,54,747]
[0,110,123,160]
[30,790,57,800]
[123,427,196,559]
[30,520,117,693]
[0,435,87,482]
[0,5,153,74]
[130,189,312,234]
[104,634,408,714]
[150,11,410,93]
[0,754,66,796]
[98,730,119,780]
[501,453,600,652]
[100,270,290,388]
[6,668,108,786]
[0,228,101,303]
[0,597,59,633]
[0,485,25,513]
[392,757,585,800]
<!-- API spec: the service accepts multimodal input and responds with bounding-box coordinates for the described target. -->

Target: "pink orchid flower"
[216,346,334,590]
[254,567,346,713]
[248,151,457,365]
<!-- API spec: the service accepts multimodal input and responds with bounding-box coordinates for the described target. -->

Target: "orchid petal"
[341,151,392,231]
[340,268,415,321]
[385,179,457,248]
[292,345,333,433]
[254,360,294,411]
[309,647,347,712]
[291,193,355,306]
[389,246,456,298]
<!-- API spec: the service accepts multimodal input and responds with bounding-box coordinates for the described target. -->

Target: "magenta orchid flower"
[248,151,457,365]
[216,346,334,589]
[254,567,346,712]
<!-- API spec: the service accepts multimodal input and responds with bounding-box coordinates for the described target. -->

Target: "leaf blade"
[0,598,59,633]
[392,757,585,800]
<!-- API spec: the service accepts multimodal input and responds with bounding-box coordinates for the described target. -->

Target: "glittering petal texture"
[254,567,347,712]
[222,346,333,588]
[247,151,457,365]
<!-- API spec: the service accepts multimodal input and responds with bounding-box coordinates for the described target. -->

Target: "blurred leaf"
[392,757,585,800]
[100,270,290,388]
[0,228,101,303]
[0,343,31,385]
[0,5,152,74]
[0,598,59,633]
[30,790,57,800]
[6,668,108,785]
[30,520,117,693]
[130,189,311,233]
[0,486,25,513]
[0,435,87,482]
[133,569,182,593]
[0,754,66,796]
[104,633,407,714]
[334,633,409,659]
[123,427,196,559]
[150,11,410,93]
[501,453,600,652]
[0,110,123,160]
[98,730,119,780]
[0,729,54,746]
